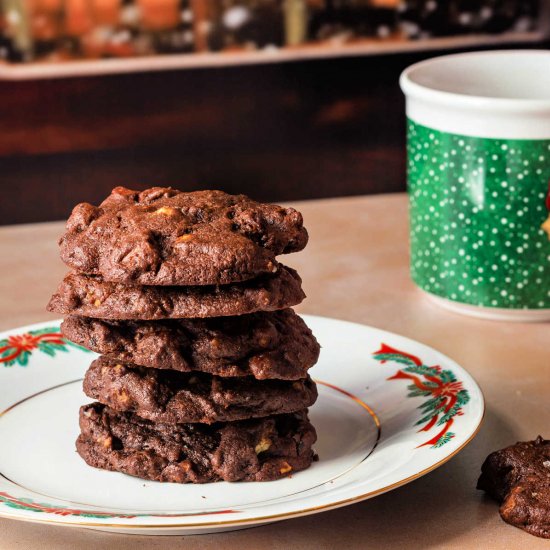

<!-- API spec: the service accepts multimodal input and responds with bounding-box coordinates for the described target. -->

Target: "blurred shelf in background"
[0,30,545,79]
[0,1,549,224]
[1,0,548,78]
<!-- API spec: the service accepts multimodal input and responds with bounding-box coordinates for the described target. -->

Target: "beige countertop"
[0,193,548,549]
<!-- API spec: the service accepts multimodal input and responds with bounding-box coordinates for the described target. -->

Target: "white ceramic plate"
[0,315,484,535]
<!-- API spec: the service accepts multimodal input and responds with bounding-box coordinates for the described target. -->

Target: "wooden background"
[0,42,546,224]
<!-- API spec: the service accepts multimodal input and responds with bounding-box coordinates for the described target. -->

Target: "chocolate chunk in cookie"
[60,187,308,286]
[83,356,318,424]
[62,309,319,380]
[477,436,550,539]
[47,265,304,320]
[77,402,317,483]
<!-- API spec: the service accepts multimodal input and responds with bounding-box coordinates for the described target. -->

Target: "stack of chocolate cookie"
[47,186,320,483]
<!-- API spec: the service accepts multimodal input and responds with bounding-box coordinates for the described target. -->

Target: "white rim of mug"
[400,50,550,114]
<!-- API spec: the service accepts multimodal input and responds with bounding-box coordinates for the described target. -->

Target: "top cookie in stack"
[48,186,320,484]
[58,186,308,286]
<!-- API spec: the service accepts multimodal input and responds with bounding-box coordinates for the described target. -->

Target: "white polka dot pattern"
[408,120,550,309]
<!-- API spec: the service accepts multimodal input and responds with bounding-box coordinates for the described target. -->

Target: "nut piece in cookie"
[477,436,550,539]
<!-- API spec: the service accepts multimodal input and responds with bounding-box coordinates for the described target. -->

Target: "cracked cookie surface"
[77,403,317,483]
[62,309,319,380]
[60,186,308,286]
[48,265,304,320]
[477,436,550,539]
[84,356,318,424]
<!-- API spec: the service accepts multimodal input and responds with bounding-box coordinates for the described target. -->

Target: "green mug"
[400,51,550,321]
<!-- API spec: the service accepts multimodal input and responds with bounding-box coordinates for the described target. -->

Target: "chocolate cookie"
[47,266,304,320]
[62,309,319,380]
[77,402,317,483]
[83,356,318,424]
[59,186,308,286]
[477,436,550,539]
